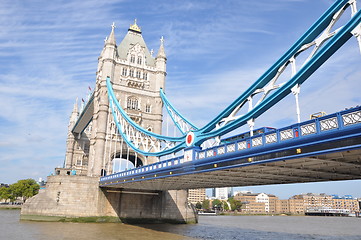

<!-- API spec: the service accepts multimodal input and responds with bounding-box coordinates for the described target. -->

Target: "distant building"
[188,189,206,204]
[234,192,278,214]
[275,193,332,214]
[212,187,233,200]
[222,192,360,215]
[275,193,360,215]
[288,197,305,214]
[299,193,333,210]
[276,199,290,213]
[215,188,227,199]
[331,195,360,214]
[233,190,252,196]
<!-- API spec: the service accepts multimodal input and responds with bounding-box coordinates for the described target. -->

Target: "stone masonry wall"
[21,175,197,223]
[103,189,197,223]
[21,175,105,218]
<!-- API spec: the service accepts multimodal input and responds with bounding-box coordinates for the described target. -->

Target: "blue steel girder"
[192,0,361,144]
[160,88,198,135]
[100,107,361,190]
[107,77,187,156]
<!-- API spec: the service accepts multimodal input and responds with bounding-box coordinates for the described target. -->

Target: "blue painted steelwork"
[197,0,351,134]
[107,77,188,156]
[107,78,182,142]
[193,0,361,143]
[100,106,361,186]
[160,88,198,134]
[221,127,276,144]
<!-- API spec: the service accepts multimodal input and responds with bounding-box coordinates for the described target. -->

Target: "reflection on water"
[2,210,361,240]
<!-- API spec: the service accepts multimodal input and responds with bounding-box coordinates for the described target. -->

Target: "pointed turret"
[105,22,117,46]
[156,36,167,59]
[90,23,117,176]
[68,98,79,130]
[99,22,118,65]
[64,98,79,168]
[155,36,167,91]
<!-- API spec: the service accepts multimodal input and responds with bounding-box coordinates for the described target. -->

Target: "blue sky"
[1,0,361,199]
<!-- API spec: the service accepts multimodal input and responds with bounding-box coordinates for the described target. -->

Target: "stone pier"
[21,175,197,223]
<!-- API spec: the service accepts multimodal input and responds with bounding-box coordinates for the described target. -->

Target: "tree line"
[0,179,40,203]
[195,197,242,212]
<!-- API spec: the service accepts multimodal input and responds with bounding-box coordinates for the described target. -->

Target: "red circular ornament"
[187,135,192,144]
[186,132,195,146]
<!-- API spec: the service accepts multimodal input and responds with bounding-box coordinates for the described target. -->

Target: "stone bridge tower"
[63,21,167,177]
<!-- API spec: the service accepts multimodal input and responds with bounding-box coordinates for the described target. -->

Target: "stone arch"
[110,152,143,174]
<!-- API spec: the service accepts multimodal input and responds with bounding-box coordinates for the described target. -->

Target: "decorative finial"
[156,36,166,58]
[129,19,141,33]
[160,36,164,45]
[106,23,116,45]
[150,49,154,56]
[104,36,108,42]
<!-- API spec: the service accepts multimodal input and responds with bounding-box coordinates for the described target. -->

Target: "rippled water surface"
[1,210,361,240]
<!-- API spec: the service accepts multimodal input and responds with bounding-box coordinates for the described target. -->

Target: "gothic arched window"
[137,56,142,65]
[136,70,141,78]
[130,54,135,63]
[145,104,151,113]
[122,68,127,76]
[127,97,139,110]
[129,69,134,77]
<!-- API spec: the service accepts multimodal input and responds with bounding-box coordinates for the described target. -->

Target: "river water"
[1,210,361,240]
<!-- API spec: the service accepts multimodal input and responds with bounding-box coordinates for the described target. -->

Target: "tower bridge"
[21,0,361,223]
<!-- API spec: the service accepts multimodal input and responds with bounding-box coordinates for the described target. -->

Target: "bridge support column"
[21,175,108,221]
[160,190,198,223]
[21,175,197,224]
[102,188,197,224]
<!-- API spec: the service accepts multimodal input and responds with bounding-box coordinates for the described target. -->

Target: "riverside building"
[234,192,278,214]
[188,189,206,205]
[233,192,360,215]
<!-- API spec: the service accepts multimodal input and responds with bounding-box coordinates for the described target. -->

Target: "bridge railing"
[101,155,186,182]
[197,106,361,159]
[100,106,361,183]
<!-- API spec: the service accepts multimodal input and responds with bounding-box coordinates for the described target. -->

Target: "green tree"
[10,179,40,202]
[223,201,230,211]
[228,197,242,211]
[212,199,223,210]
[202,199,210,211]
[0,186,14,202]
[195,201,202,210]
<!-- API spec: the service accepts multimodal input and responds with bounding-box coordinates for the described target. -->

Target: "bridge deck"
[72,92,94,134]
[100,143,361,191]
[100,107,361,190]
